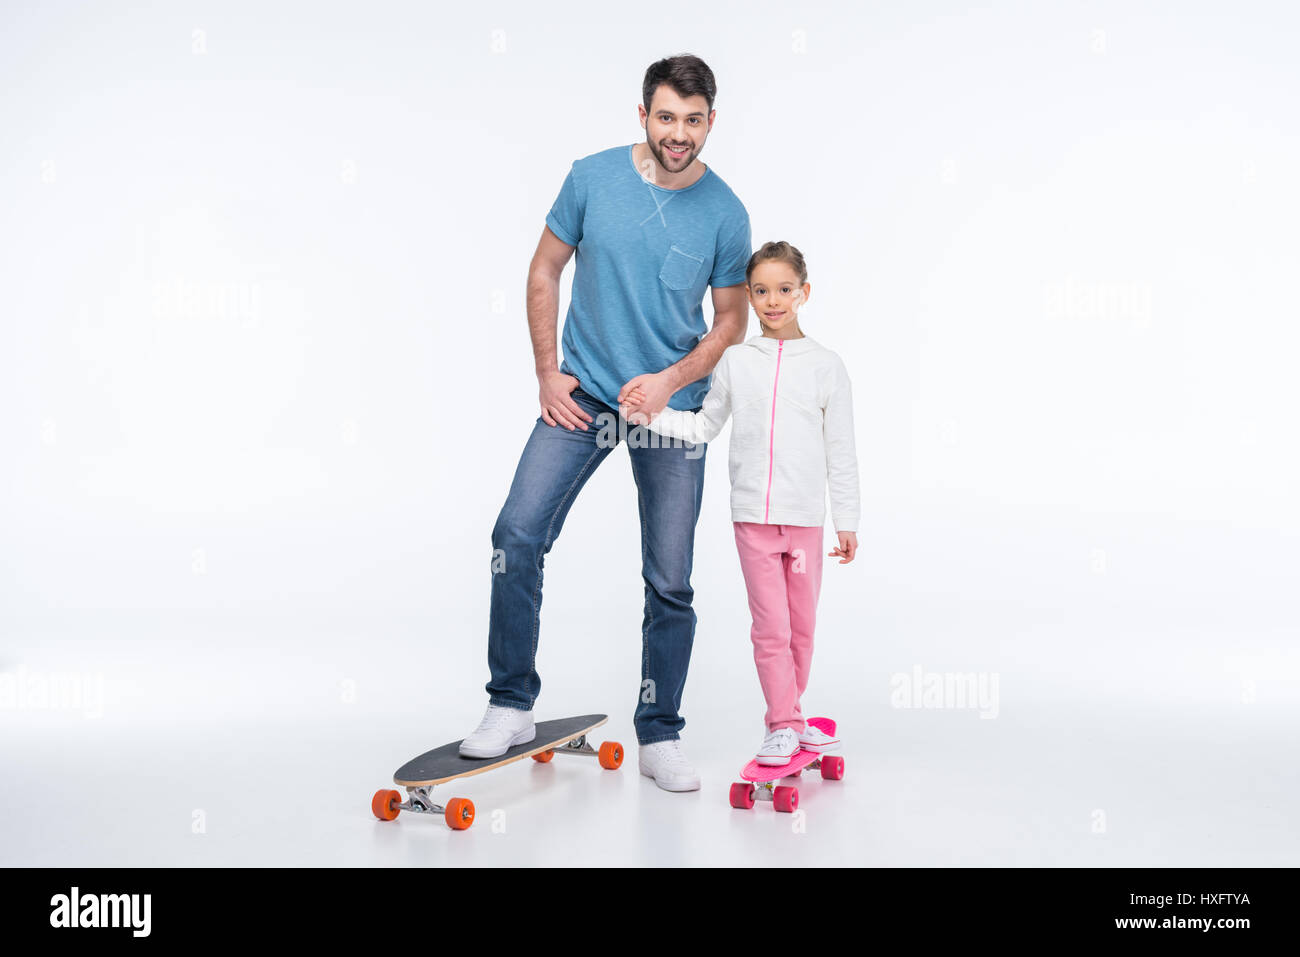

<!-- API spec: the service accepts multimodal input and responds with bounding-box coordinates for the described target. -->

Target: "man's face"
[640,85,714,174]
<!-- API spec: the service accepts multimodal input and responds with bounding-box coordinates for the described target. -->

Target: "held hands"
[828,531,858,564]
[617,372,671,426]
[618,387,647,423]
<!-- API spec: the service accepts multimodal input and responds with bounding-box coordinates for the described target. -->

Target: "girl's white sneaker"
[756,727,800,766]
[797,723,841,753]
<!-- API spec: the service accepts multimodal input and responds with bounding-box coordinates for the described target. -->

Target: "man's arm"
[529,225,592,430]
[636,354,734,444]
[617,283,749,419]
[664,282,749,389]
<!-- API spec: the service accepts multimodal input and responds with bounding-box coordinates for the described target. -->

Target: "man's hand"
[828,531,858,564]
[539,370,593,431]
[617,371,674,426]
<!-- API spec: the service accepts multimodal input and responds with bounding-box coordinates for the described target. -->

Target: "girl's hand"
[618,384,647,420]
[828,531,858,564]
[617,373,671,425]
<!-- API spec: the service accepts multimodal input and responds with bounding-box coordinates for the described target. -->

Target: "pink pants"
[732,522,824,733]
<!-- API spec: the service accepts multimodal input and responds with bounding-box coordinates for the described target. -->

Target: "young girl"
[618,241,860,766]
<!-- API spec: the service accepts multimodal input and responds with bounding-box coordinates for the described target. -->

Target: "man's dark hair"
[642,54,717,115]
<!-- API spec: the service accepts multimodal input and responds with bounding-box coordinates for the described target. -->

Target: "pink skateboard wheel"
[820,755,845,780]
[729,782,756,809]
[773,785,798,812]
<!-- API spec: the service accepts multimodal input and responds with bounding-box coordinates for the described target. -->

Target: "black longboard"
[372,713,623,829]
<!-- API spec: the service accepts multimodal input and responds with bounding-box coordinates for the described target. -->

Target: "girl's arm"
[824,357,861,534]
[629,353,734,445]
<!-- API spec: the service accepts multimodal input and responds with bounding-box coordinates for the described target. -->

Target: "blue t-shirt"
[544,143,751,411]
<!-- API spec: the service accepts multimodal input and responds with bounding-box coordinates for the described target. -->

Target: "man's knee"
[492,505,541,550]
[644,564,695,607]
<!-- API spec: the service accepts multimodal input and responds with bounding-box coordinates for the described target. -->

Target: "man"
[458,54,751,792]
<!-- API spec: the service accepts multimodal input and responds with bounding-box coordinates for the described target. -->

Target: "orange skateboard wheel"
[598,741,624,769]
[532,749,555,763]
[371,788,402,821]
[444,797,475,830]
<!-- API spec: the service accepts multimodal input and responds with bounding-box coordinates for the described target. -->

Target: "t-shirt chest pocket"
[658,244,705,291]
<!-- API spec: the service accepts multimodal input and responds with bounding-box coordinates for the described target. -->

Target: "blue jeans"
[486,386,707,744]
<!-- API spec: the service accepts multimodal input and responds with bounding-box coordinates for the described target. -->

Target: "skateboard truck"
[544,734,601,759]
[529,732,623,766]
[749,761,821,800]
[373,786,476,829]
[401,786,446,815]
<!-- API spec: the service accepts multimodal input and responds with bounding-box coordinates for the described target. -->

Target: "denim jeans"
[486,386,707,744]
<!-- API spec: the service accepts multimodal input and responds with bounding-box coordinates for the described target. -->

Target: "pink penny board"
[740,716,838,782]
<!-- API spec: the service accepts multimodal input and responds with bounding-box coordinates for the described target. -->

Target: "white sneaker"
[458,704,536,758]
[797,723,841,753]
[756,727,800,766]
[638,740,701,792]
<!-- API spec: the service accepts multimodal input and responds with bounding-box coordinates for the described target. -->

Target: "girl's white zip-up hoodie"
[646,334,860,533]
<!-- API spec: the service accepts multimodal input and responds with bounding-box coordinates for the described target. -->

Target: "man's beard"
[651,138,696,170]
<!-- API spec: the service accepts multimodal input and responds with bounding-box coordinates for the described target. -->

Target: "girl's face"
[748,261,810,338]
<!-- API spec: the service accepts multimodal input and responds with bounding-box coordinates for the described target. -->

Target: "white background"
[2,0,1296,865]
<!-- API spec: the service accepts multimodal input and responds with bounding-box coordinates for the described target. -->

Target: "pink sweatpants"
[732,522,824,733]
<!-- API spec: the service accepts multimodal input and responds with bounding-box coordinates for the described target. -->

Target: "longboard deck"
[394,714,607,787]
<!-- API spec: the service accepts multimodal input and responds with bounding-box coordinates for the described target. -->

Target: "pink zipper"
[764,339,784,523]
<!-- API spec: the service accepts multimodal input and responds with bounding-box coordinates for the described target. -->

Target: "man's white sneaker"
[638,740,701,792]
[756,727,801,766]
[797,723,841,753]
[458,704,536,759]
